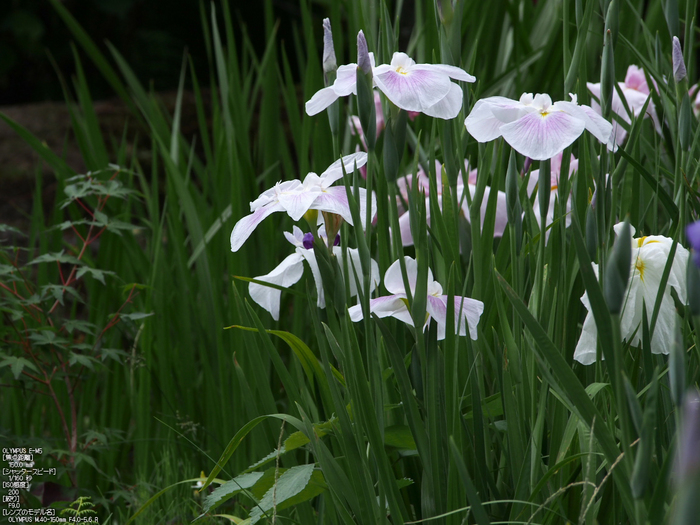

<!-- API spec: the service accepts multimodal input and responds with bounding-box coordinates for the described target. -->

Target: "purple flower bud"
[322,18,337,74]
[303,232,314,250]
[357,30,371,75]
[521,157,533,177]
[334,234,341,247]
[686,221,700,267]
[673,36,687,83]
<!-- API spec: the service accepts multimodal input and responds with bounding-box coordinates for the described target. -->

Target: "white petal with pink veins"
[500,111,586,160]
[422,83,464,119]
[320,152,368,185]
[426,295,448,339]
[277,187,322,221]
[230,201,285,252]
[464,96,526,142]
[454,296,484,340]
[413,63,476,83]
[374,67,452,112]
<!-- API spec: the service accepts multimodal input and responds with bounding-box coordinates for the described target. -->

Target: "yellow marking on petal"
[395,66,408,75]
[636,236,660,247]
[539,110,550,117]
[635,256,645,282]
[551,185,558,191]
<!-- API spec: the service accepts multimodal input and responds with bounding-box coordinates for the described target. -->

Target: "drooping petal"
[249,253,305,320]
[422,82,464,119]
[499,110,586,160]
[298,248,326,309]
[305,86,340,116]
[348,295,413,325]
[413,63,476,83]
[426,295,448,340]
[374,66,452,112]
[321,152,368,185]
[454,295,484,340]
[573,307,600,365]
[571,104,615,149]
[339,247,381,297]
[649,293,678,355]
[231,201,285,252]
[464,96,524,142]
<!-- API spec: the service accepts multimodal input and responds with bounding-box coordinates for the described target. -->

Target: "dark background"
[0,0,306,105]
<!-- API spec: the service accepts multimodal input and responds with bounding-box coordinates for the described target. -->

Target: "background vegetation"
[1,0,698,523]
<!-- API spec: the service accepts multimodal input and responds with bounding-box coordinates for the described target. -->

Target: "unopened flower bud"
[673,36,687,83]
[601,29,615,119]
[357,30,371,75]
[322,18,337,74]
[356,31,376,150]
[604,220,632,314]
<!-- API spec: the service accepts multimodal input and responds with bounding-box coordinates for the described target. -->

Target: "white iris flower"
[574,223,689,365]
[249,226,380,321]
[230,152,373,252]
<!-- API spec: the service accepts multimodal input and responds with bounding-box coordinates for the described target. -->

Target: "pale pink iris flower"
[230,152,374,252]
[373,52,475,119]
[249,225,380,320]
[464,93,614,160]
[348,256,484,340]
[587,65,661,147]
[396,161,508,246]
[306,40,475,120]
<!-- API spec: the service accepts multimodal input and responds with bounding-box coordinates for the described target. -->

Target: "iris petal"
[422,83,464,119]
[374,67,452,112]
[500,110,586,160]
[305,86,340,116]
[321,152,368,185]
[278,187,323,221]
[249,253,305,320]
[464,96,524,142]
[230,202,285,252]
[413,63,476,83]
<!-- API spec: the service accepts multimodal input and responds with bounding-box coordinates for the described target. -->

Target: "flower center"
[395,66,408,75]
[635,256,645,281]
[539,110,550,117]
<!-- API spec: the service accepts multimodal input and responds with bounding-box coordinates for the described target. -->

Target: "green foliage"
[3,0,700,523]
